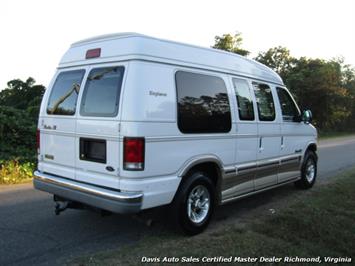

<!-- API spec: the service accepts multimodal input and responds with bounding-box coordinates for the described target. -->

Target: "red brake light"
[36,129,40,153]
[123,137,145,171]
[86,48,101,59]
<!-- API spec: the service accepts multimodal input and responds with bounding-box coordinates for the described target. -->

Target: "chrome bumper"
[33,171,143,213]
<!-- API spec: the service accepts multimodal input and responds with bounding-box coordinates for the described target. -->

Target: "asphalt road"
[1,136,355,266]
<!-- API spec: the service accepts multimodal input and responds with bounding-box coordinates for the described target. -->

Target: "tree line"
[213,33,355,131]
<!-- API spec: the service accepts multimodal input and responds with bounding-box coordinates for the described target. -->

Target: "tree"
[285,58,352,130]
[0,77,45,121]
[335,57,355,130]
[255,46,294,80]
[212,32,250,56]
[254,46,355,131]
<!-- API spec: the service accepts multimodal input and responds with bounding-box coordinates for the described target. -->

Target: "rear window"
[175,71,231,133]
[80,67,124,117]
[47,70,85,115]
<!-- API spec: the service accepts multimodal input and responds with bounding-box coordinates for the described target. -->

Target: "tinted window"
[253,82,275,121]
[176,71,231,133]
[47,70,85,115]
[232,78,255,120]
[276,87,300,121]
[80,67,124,117]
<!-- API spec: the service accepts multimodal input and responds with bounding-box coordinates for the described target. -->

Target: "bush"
[0,106,37,163]
[0,107,37,184]
[0,78,44,184]
[0,160,35,184]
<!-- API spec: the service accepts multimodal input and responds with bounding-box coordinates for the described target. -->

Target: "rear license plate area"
[80,138,106,164]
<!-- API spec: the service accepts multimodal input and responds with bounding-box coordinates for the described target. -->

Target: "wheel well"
[307,143,317,153]
[183,162,222,202]
[185,162,220,185]
[306,143,318,160]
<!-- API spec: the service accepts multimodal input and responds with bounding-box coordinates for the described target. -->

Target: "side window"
[252,82,275,121]
[232,78,255,120]
[175,71,231,133]
[276,87,301,122]
[47,70,85,115]
[80,67,124,117]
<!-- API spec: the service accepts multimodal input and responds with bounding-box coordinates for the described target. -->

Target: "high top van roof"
[59,32,283,85]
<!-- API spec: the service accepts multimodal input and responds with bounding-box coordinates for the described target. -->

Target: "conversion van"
[34,33,317,235]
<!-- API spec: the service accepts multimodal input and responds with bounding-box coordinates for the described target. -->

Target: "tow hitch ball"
[53,195,82,215]
[55,201,69,215]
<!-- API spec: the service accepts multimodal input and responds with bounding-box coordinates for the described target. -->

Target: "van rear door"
[75,65,125,188]
[41,69,86,179]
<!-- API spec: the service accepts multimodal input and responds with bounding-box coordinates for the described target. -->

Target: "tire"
[171,171,216,235]
[295,150,317,189]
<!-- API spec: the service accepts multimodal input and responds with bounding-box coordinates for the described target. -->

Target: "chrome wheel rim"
[305,159,316,183]
[187,185,210,224]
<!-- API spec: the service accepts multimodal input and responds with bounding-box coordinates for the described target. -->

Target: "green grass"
[70,168,355,266]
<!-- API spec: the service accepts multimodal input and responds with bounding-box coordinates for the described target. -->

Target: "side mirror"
[302,110,312,123]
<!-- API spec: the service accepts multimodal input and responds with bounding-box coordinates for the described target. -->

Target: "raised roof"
[59,32,283,85]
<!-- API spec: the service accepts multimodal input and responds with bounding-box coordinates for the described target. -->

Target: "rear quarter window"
[47,70,85,115]
[175,71,231,133]
[80,66,125,117]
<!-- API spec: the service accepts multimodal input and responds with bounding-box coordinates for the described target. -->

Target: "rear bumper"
[33,171,143,213]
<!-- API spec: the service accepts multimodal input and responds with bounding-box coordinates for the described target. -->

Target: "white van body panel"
[119,64,236,181]
[120,61,176,122]
[34,33,317,213]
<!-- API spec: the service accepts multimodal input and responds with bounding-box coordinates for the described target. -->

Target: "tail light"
[36,129,40,154]
[123,137,145,171]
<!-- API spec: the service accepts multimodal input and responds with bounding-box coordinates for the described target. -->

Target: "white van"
[34,33,317,235]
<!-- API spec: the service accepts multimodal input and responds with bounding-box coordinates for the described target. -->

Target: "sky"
[0,0,354,89]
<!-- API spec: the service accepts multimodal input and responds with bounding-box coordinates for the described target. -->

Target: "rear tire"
[171,171,216,235]
[295,150,317,189]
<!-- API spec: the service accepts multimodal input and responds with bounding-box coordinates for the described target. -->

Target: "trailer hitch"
[53,195,111,216]
[55,201,68,215]
[53,195,83,215]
